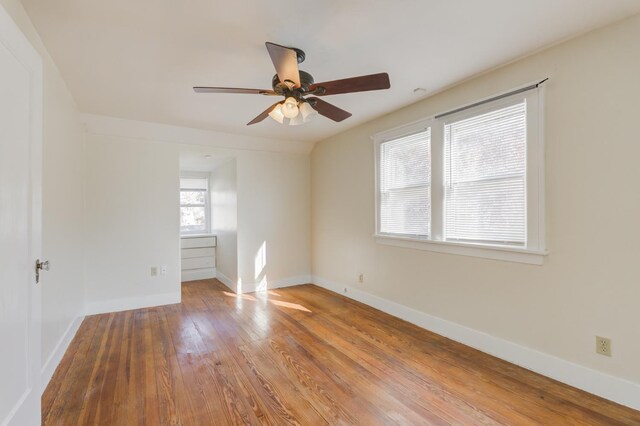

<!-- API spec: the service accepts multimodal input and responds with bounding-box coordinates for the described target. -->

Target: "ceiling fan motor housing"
[272,70,315,96]
[292,47,306,64]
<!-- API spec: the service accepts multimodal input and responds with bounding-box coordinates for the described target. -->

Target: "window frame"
[180,173,211,235]
[373,84,546,265]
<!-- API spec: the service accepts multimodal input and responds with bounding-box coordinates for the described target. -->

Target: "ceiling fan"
[194,42,391,126]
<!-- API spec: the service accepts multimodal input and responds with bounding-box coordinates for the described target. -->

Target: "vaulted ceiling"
[21,0,640,143]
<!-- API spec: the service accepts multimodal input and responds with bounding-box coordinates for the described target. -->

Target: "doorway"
[179,151,237,285]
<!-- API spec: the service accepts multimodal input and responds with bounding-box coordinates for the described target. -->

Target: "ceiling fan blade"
[194,87,276,95]
[265,42,301,88]
[307,98,352,122]
[309,72,390,96]
[247,102,282,126]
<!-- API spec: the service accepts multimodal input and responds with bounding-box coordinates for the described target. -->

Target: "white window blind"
[180,178,208,190]
[444,101,527,246]
[379,129,431,237]
[180,177,209,234]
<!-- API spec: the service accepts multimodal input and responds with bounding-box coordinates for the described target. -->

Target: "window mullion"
[431,122,444,241]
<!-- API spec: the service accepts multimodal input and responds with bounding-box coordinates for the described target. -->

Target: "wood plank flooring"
[43,280,640,425]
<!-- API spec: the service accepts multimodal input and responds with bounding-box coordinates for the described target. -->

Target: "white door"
[0,5,43,426]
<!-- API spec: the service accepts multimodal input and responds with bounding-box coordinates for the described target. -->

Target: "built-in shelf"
[180,235,216,282]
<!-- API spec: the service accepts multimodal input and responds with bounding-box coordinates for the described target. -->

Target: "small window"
[180,177,209,234]
[379,128,431,238]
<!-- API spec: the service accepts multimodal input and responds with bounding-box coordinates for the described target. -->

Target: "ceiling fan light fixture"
[300,101,318,123]
[268,103,285,124]
[288,114,304,126]
[282,96,299,119]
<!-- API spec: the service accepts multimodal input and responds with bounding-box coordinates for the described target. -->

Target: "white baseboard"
[214,273,311,294]
[84,291,181,316]
[275,274,312,287]
[239,274,312,294]
[215,271,235,291]
[236,275,311,293]
[312,275,640,411]
[40,313,85,394]
[181,268,216,282]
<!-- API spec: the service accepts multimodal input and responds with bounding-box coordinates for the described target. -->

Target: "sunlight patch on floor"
[221,289,311,312]
[223,291,256,301]
[270,300,312,312]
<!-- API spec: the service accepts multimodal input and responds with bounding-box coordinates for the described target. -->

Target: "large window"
[180,176,209,234]
[444,102,526,246]
[375,86,545,264]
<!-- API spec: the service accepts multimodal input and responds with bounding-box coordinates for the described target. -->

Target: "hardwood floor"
[43,280,640,425]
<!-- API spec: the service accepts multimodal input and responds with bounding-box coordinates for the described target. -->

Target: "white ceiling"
[21,0,640,143]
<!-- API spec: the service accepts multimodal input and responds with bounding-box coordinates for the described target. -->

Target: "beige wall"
[210,159,238,283]
[311,14,640,384]
[84,134,181,312]
[1,0,86,373]
[237,150,311,290]
[83,122,311,303]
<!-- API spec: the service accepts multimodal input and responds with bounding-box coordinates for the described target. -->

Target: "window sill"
[181,233,216,239]
[374,234,547,265]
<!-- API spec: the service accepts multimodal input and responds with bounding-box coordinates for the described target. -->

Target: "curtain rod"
[434,78,548,120]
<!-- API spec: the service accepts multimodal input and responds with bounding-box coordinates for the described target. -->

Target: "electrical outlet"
[596,336,612,357]
[160,265,167,276]
[358,273,364,283]
[150,266,158,277]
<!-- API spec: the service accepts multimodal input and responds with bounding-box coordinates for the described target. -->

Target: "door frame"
[0,4,43,426]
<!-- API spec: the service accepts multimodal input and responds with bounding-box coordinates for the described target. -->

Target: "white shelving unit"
[180,234,216,282]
